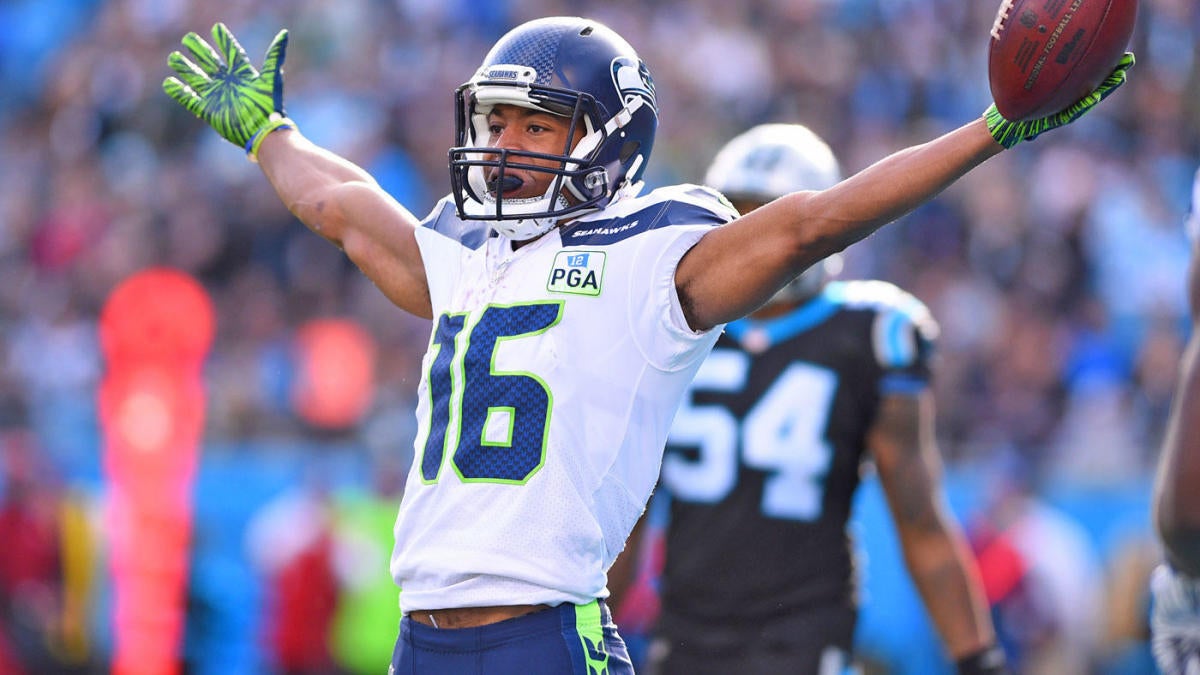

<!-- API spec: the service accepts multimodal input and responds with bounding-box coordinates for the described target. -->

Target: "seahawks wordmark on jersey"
[391,185,736,613]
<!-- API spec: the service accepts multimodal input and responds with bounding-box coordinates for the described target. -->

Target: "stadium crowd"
[0,0,1197,672]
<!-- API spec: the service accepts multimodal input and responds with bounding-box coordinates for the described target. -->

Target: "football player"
[645,124,1004,675]
[1150,167,1200,675]
[162,16,1130,674]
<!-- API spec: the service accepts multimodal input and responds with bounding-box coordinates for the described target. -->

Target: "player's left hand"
[163,23,291,159]
[985,52,1134,149]
[1151,563,1200,675]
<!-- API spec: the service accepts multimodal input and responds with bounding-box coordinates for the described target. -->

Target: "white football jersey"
[391,184,737,612]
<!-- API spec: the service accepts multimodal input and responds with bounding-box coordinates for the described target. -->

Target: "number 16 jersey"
[392,185,736,613]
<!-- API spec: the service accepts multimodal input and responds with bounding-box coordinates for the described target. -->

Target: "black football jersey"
[657,280,938,627]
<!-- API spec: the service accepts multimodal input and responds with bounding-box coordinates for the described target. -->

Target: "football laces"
[990,0,1015,40]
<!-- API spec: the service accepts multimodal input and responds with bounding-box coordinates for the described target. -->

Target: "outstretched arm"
[677,121,998,330]
[163,24,432,318]
[255,130,432,318]
[1153,226,1200,578]
[676,56,1133,332]
[870,392,1004,672]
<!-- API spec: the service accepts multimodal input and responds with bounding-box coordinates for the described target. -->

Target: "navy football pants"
[390,599,634,674]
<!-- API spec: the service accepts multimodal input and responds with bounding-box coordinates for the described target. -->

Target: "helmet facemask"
[450,76,615,239]
[449,47,656,240]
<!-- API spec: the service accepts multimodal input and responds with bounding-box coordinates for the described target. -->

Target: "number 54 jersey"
[658,279,939,626]
[392,185,737,613]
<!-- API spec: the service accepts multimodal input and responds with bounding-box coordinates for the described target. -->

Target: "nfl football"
[988,0,1137,122]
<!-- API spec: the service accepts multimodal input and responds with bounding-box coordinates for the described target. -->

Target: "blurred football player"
[162,16,1130,674]
[1150,167,1200,675]
[644,124,1005,675]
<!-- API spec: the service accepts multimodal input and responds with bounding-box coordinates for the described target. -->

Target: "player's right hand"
[985,52,1134,149]
[1150,563,1200,675]
[163,23,289,158]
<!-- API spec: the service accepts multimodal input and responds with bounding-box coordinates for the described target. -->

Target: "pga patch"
[547,250,605,296]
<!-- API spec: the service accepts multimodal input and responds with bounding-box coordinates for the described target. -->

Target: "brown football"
[987,0,1137,122]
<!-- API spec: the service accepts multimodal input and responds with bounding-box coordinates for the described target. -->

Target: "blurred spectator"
[328,453,406,674]
[290,319,377,433]
[246,470,343,675]
[0,429,62,673]
[967,452,1105,675]
[0,429,98,674]
[1096,532,1157,674]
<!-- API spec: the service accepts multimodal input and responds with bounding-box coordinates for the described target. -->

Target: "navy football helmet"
[449,17,659,239]
[705,123,844,304]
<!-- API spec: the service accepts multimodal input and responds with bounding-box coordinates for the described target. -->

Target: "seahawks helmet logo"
[611,57,657,111]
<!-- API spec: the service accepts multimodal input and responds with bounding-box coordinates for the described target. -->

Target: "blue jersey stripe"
[880,374,929,394]
[882,311,915,368]
[561,200,731,246]
[725,295,841,345]
[419,196,492,250]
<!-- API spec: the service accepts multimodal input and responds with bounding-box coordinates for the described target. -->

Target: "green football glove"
[986,51,1135,149]
[163,23,293,160]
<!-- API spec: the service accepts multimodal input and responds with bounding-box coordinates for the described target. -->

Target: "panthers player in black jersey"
[647,125,1005,675]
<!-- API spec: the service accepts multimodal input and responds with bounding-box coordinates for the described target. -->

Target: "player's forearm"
[674,121,1002,330]
[874,394,994,657]
[901,528,997,660]
[254,127,432,316]
[804,119,1001,253]
[1156,456,1200,578]
[1155,334,1200,578]
[256,128,381,244]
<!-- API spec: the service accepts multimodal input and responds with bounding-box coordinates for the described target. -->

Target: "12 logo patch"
[547,250,605,297]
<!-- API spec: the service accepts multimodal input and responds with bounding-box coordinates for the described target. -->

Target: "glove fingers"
[212,23,259,80]
[162,77,204,116]
[987,50,1134,149]
[167,51,211,91]
[261,29,289,113]
[1097,74,1125,102]
[261,29,289,74]
[1096,53,1134,102]
[1059,50,1134,114]
[162,23,292,148]
[180,31,223,75]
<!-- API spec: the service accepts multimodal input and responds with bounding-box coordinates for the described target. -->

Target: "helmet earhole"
[619,141,640,163]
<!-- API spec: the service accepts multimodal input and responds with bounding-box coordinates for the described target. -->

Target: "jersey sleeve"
[412,197,478,315]
[413,227,459,315]
[626,187,737,371]
[630,224,720,371]
[868,286,939,394]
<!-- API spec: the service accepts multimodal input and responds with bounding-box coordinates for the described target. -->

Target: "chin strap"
[486,194,571,240]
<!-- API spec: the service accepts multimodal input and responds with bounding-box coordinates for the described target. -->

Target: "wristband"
[246,113,295,162]
[956,645,1008,675]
